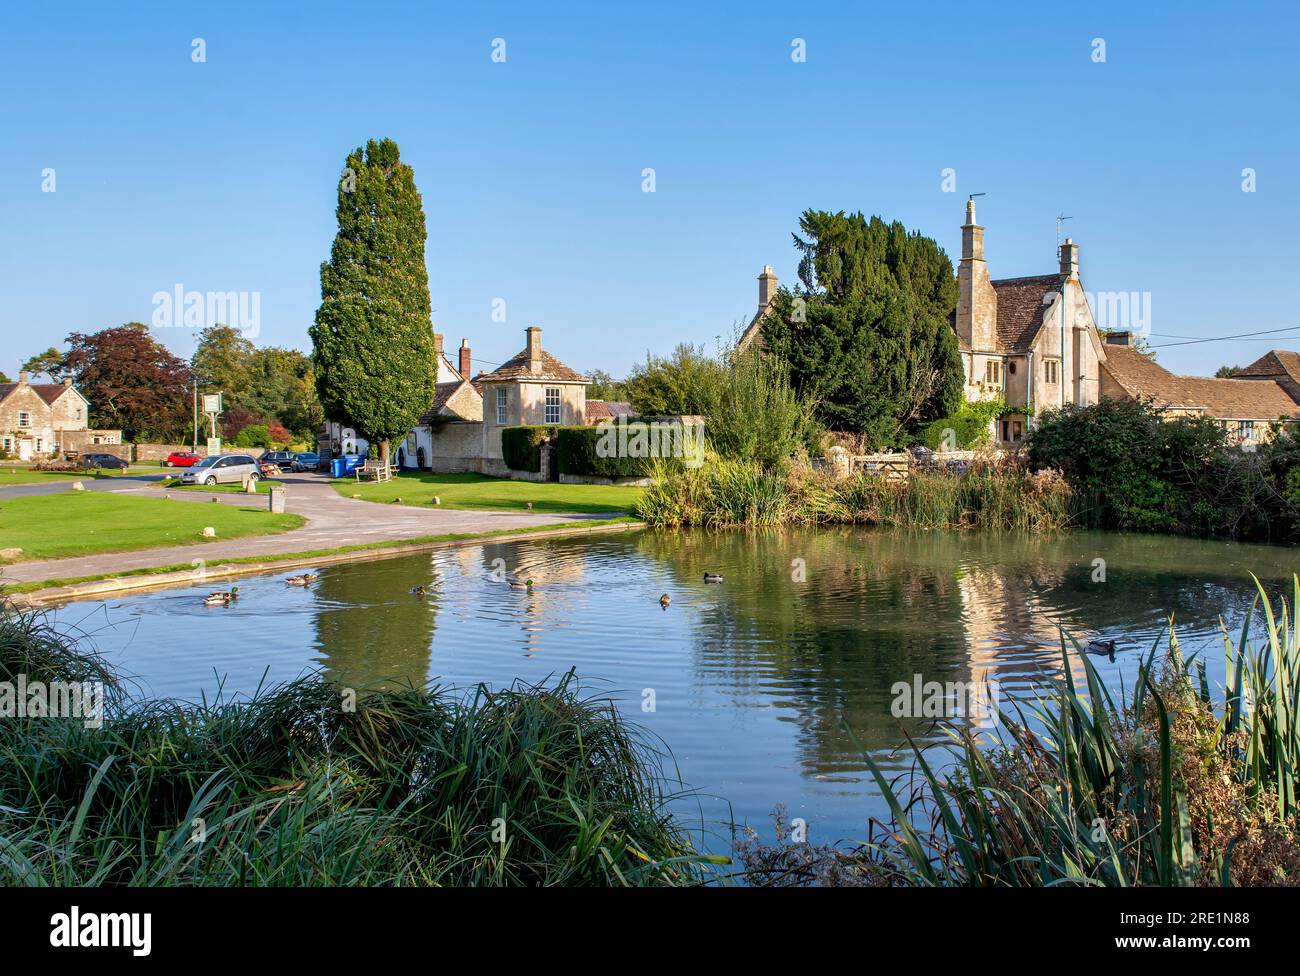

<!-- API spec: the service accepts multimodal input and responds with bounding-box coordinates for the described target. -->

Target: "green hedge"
[557,426,652,478]
[501,426,557,473]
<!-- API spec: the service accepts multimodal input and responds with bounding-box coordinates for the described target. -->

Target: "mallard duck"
[510,578,535,589]
[659,593,671,609]
[203,587,237,607]
[285,574,317,587]
[208,586,238,600]
[703,573,724,584]
[411,585,429,597]
[1085,638,1117,661]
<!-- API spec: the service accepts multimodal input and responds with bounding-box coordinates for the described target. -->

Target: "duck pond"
[49,526,1300,853]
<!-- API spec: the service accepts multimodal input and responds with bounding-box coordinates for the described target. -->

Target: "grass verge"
[334,471,641,515]
[0,600,719,885]
[0,491,303,561]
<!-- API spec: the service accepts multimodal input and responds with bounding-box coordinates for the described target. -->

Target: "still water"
[51,527,1300,850]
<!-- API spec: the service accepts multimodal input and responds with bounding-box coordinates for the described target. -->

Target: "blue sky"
[2,1,1297,382]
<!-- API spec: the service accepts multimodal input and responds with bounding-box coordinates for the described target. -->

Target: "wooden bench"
[354,460,393,483]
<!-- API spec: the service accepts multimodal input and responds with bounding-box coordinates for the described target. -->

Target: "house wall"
[480,380,585,461]
[0,385,56,458]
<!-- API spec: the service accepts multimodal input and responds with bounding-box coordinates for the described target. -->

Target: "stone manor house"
[741,199,1300,447]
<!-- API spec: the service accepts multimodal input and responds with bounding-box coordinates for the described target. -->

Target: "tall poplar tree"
[310,138,436,464]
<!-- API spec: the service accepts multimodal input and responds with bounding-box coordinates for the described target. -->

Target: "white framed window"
[17,411,31,428]
[544,387,561,425]
[495,387,508,425]
[1239,420,1255,440]
[1044,359,1060,384]
[984,360,1002,387]
[35,437,43,452]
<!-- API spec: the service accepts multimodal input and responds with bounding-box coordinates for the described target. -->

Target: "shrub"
[233,423,272,449]
[556,425,650,478]
[500,425,557,473]
[919,398,1006,450]
[705,349,821,471]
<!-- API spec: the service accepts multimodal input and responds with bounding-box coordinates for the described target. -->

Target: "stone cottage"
[399,326,589,475]
[0,372,117,459]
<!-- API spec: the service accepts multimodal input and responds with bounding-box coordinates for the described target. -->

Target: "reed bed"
[635,456,1072,532]
[0,603,715,886]
[739,576,1300,886]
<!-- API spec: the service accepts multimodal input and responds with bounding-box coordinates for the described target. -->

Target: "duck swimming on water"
[703,573,724,584]
[659,594,671,609]
[285,574,317,587]
[1085,639,1118,661]
[203,587,238,607]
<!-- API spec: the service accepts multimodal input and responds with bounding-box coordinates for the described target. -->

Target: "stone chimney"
[17,371,28,385]
[62,376,72,387]
[459,338,472,380]
[433,332,444,357]
[1059,237,1079,278]
[955,198,997,350]
[525,327,542,373]
[758,265,778,307]
[1105,330,1134,347]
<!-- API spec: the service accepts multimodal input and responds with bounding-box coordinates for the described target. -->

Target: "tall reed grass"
[0,602,716,886]
[636,456,1072,532]
[739,576,1300,886]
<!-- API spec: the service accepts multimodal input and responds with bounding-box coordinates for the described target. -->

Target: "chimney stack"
[459,338,472,380]
[758,265,778,307]
[17,371,28,385]
[955,199,996,350]
[1059,237,1079,278]
[525,327,542,373]
[1105,330,1134,347]
[62,376,72,387]
[433,333,444,357]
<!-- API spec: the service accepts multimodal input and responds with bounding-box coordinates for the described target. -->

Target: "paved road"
[0,472,611,585]
[0,471,169,498]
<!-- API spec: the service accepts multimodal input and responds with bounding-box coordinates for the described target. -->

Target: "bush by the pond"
[500,425,557,474]
[0,602,714,886]
[739,576,1300,886]
[634,455,1072,532]
[556,425,649,478]
[1029,397,1300,540]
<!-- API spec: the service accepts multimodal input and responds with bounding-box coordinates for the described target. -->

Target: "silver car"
[180,453,261,486]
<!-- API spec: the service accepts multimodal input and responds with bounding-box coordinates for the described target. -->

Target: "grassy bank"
[336,471,641,515]
[0,466,158,486]
[740,576,1300,886]
[0,491,304,561]
[635,457,1073,532]
[0,601,716,885]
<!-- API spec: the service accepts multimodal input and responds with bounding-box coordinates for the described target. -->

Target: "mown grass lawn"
[0,491,305,561]
[157,477,283,494]
[0,466,159,486]
[333,472,641,515]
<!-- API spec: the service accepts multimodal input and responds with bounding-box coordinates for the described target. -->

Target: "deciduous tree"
[58,324,191,441]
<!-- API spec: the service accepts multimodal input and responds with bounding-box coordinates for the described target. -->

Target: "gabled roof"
[476,348,588,384]
[417,380,482,424]
[1236,350,1300,383]
[990,274,1062,352]
[0,381,78,406]
[1103,345,1300,420]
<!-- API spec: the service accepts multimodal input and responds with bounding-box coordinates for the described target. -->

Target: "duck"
[510,578,535,589]
[285,573,317,587]
[703,573,724,584]
[208,586,238,601]
[411,585,429,597]
[203,587,237,607]
[1084,638,1118,661]
[659,594,671,609]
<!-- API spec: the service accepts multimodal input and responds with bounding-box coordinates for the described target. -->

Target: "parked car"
[77,453,129,470]
[180,454,260,486]
[163,451,202,468]
[259,450,296,468]
[292,452,321,472]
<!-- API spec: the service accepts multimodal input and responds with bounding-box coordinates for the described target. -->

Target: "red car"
[163,451,202,468]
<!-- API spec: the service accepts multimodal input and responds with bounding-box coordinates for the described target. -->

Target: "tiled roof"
[0,382,74,405]
[585,400,635,422]
[417,380,481,424]
[1237,350,1300,382]
[990,274,1061,352]
[476,349,588,384]
[1103,345,1300,420]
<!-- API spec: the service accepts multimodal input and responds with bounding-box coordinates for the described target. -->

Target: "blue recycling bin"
[330,454,365,479]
